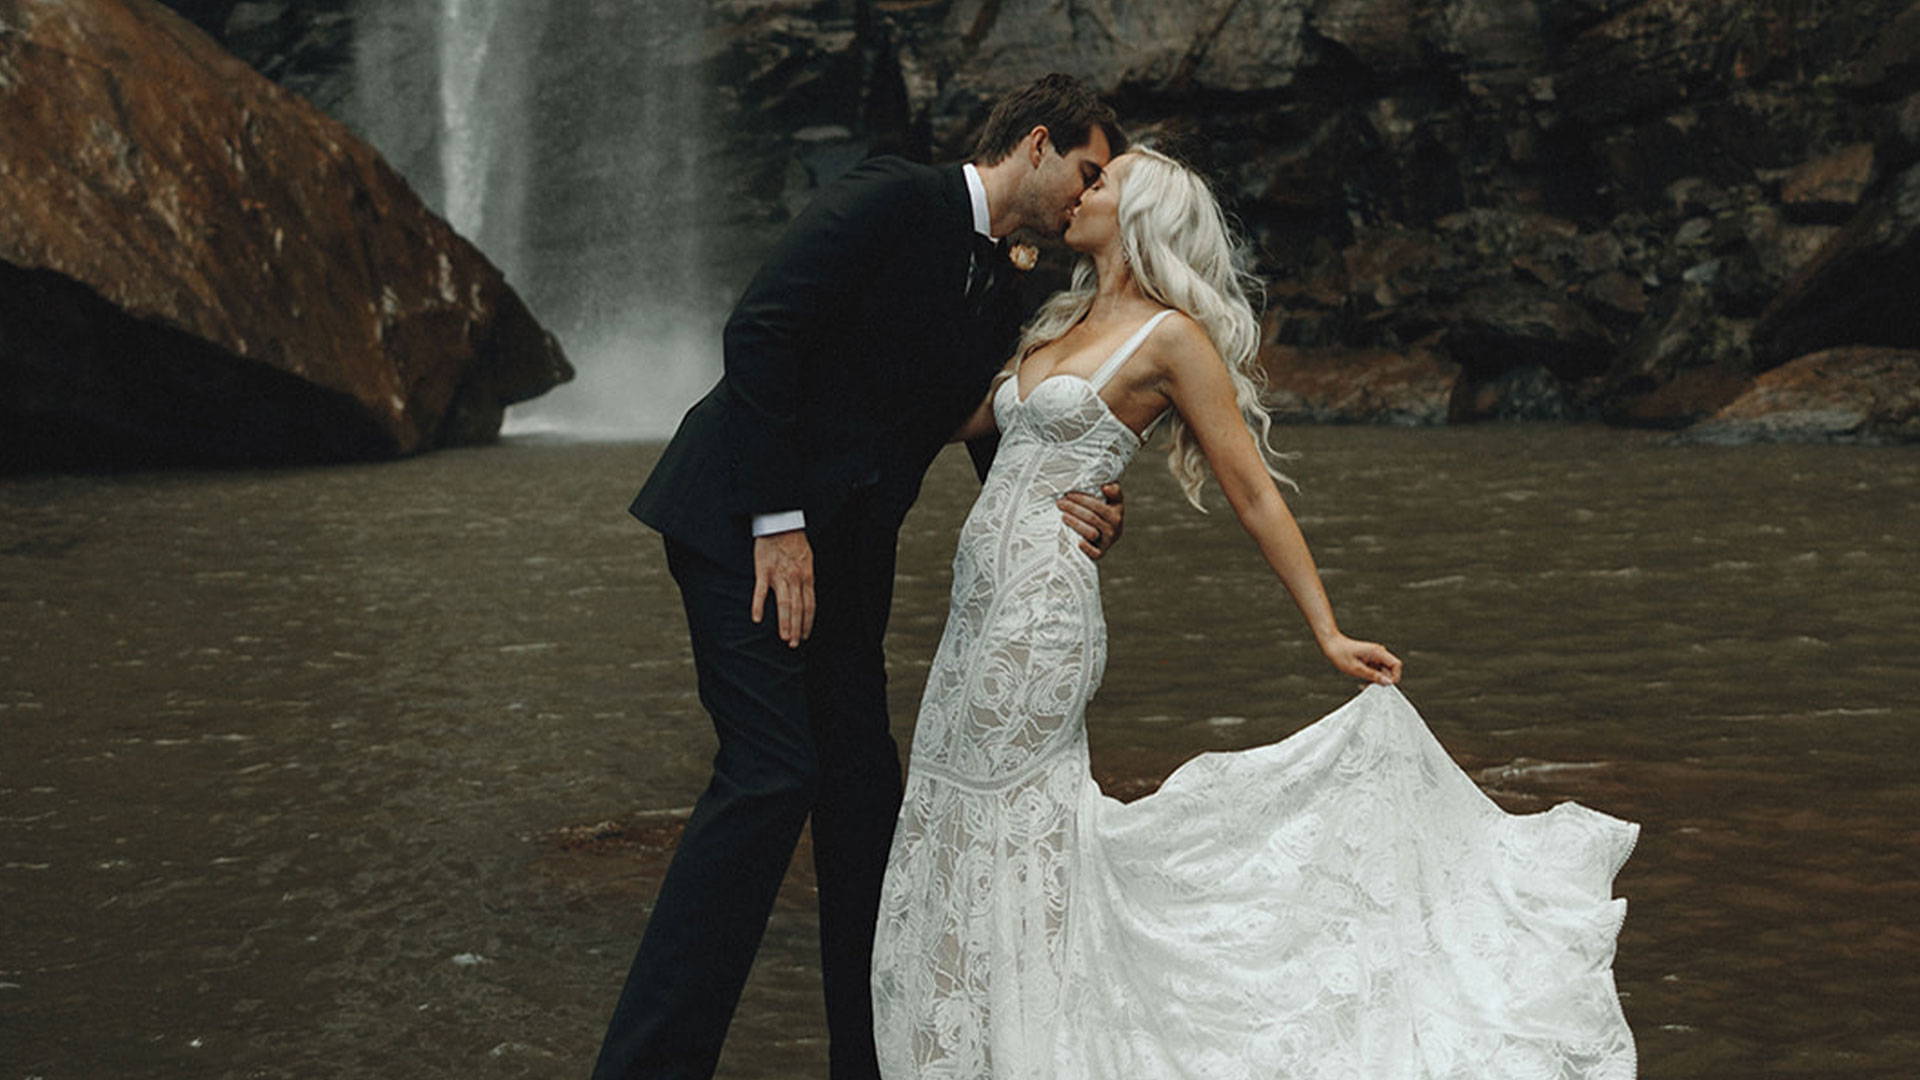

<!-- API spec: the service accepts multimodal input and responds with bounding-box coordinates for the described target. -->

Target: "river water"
[3,427,1916,1078]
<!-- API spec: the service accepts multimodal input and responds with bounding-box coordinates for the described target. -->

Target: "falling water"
[347,0,725,439]
[436,0,507,249]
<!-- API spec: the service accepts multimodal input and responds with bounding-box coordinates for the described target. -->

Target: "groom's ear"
[1026,125,1052,167]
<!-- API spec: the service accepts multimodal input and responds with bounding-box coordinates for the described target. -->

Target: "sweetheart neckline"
[1002,372,1149,445]
[1007,309,1175,444]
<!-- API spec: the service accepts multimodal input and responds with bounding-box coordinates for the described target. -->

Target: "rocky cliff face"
[173,0,1920,444]
[1,0,568,470]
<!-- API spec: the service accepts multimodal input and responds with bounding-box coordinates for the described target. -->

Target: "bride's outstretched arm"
[1157,316,1402,685]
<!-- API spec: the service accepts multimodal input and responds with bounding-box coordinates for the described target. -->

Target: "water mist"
[349,0,724,440]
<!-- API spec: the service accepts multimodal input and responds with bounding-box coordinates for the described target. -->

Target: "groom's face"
[1024,125,1113,238]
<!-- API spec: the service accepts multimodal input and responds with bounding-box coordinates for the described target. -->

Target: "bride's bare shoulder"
[1143,310,1222,370]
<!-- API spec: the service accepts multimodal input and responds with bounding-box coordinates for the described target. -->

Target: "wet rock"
[1439,284,1614,379]
[1682,347,1920,444]
[1252,108,1377,218]
[1260,346,1460,426]
[1588,114,1738,206]
[1432,0,1552,85]
[1436,207,1581,254]
[1582,270,1649,318]
[150,3,355,111]
[1,0,569,470]
[1870,91,1920,172]
[1779,143,1879,223]
[1342,227,1448,309]
[1734,207,1842,300]
[1847,1,1920,101]
[1309,0,1425,75]
[223,2,354,110]
[1754,163,1920,365]
[1556,1,1733,128]
[1607,363,1754,430]
[905,0,1312,99]
[162,0,1920,442]
[1450,363,1571,422]
[1558,0,1888,206]
[1596,285,1754,427]
[1282,209,1643,405]
[710,8,864,132]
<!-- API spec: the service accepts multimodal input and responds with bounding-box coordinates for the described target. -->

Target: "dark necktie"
[966,233,1004,300]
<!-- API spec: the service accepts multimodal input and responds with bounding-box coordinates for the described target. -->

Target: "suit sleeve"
[965,432,1000,482]
[720,160,920,518]
[963,278,1028,482]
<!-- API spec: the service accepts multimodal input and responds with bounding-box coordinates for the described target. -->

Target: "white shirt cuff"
[751,510,806,536]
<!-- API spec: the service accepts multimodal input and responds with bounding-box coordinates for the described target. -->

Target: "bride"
[870,148,1638,1079]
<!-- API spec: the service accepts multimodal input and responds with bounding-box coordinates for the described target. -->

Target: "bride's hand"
[1321,634,1402,685]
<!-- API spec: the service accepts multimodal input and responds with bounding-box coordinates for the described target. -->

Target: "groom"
[596,75,1127,1079]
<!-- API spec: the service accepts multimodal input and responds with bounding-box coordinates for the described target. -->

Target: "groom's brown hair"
[971,74,1126,165]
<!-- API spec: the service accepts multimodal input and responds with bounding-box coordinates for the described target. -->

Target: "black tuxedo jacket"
[631,156,1023,565]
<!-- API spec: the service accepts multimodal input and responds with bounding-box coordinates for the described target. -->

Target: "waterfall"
[347,0,725,440]
[437,0,504,244]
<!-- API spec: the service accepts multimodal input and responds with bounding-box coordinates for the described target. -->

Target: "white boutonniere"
[1008,243,1038,272]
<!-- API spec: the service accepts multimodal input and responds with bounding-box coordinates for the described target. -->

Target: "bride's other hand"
[1321,634,1401,685]
[1060,481,1124,559]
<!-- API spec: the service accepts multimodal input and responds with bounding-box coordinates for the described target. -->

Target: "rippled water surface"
[4,427,1917,1078]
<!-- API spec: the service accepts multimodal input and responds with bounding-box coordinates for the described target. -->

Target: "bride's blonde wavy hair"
[1013,146,1294,510]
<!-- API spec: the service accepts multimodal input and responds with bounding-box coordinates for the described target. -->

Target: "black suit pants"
[592,501,902,1080]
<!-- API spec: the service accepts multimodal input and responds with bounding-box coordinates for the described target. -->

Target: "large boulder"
[1,0,569,470]
[1682,347,1920,444]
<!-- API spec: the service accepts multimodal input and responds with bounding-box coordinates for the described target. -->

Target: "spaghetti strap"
[1087,309,1175,391]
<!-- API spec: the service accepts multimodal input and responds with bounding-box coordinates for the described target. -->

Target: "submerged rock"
[0,0,570,470]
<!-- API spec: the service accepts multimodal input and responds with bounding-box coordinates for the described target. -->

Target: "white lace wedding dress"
[871,310,1639,1079]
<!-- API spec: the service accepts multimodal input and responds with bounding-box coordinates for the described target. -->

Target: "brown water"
[3,426,1917,1079]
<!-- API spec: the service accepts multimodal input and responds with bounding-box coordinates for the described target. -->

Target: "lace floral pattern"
[872,311,1636,1079]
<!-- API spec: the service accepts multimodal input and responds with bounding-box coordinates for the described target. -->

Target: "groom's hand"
[752,530,815,647]
[1060,482,1125,560]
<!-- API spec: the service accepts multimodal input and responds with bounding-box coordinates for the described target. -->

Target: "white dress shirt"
[963,160,993,239]
[752,163,996,538]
